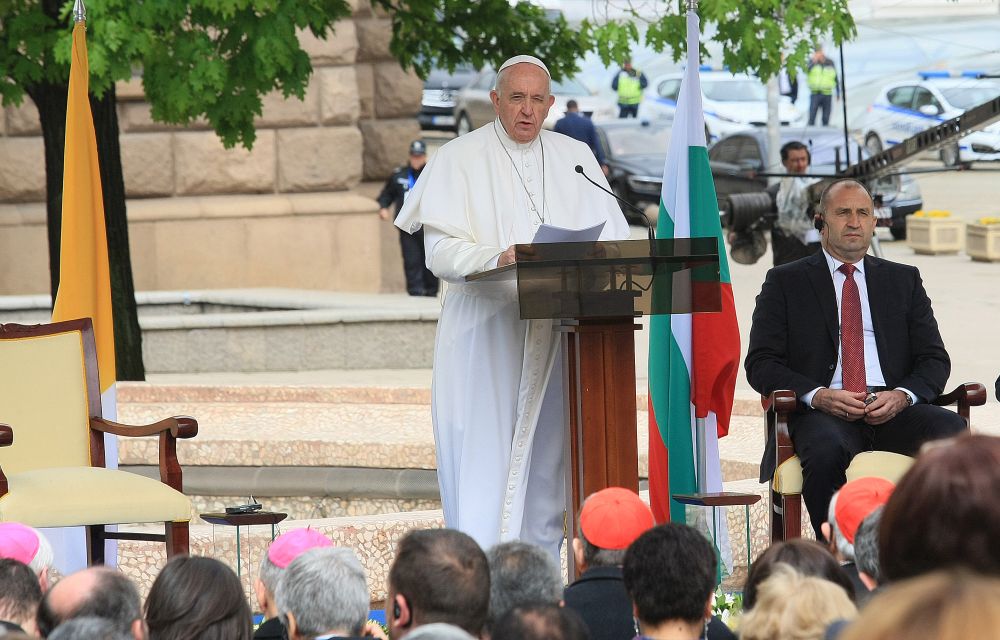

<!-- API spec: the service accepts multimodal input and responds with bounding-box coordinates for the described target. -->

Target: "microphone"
[574,165,657,249]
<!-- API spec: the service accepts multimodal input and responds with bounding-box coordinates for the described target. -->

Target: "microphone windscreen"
[574,165,584,173]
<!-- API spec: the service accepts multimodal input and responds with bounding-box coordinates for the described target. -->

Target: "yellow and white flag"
[52,20,116,400]
[49,9,119,572]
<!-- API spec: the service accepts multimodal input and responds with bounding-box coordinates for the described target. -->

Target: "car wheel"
[865,133,883,156]
[456,113,472,137]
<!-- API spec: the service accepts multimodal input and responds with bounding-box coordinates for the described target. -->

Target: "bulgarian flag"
[647,7,740,526]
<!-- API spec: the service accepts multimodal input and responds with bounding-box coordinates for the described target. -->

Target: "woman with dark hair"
[879,433,1000,583]
[145,556,252,640]
[743,539,854,610]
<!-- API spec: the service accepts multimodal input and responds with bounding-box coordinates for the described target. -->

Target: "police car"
[638,69,803,142]
[856,71,1000,167]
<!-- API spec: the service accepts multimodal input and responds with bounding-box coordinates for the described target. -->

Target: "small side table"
[201,512,288,583]
[672,492,762,570]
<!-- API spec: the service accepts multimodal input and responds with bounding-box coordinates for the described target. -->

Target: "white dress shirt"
[803,249,916,408]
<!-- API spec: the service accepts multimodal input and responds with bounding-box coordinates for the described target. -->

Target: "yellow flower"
[914,210,952,218]
[977,217,1000,225]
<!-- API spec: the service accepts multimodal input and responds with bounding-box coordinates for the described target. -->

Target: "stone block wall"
[0,1,418,295]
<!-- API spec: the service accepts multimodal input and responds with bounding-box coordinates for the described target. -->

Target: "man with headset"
[746,178,967,537]
[771,140,821,266]
[386,529,489,639]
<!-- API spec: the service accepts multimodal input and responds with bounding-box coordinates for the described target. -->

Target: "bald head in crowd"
[36,567,143,640]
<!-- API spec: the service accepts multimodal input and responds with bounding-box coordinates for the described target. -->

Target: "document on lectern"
[531,221,605,244]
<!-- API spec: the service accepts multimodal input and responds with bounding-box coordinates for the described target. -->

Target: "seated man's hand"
[864,390,909,425]
[812,388,868,421]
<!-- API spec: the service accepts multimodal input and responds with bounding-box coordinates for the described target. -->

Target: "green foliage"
[0,0,855,150]
[376,0,854,85]
[0,0,350,148]
[371,0,587,82]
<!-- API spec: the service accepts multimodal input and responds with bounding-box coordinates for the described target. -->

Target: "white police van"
[638,68,803,142]
[856,71,1000,167]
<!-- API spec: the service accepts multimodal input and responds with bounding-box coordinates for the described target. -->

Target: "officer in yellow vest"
[611,60,648,118]
[806,48,839,126]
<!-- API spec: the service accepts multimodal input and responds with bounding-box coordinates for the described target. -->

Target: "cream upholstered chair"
[0,318,197,564]
[764,382,987,542]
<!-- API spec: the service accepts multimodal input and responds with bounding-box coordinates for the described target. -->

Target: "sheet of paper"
[531,221,606,244]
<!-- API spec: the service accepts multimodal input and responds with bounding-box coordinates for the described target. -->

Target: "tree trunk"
[93,86,144,381]
[26,81,145,381]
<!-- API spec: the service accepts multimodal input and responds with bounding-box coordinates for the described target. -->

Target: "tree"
[0,0,350,380]
[377,0,855,83]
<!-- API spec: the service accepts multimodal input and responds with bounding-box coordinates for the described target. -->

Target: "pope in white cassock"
[395,55,630,559]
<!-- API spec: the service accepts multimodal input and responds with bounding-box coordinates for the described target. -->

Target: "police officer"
[806,48,839,126]
[611,60,647,119]
[377,140,439,297]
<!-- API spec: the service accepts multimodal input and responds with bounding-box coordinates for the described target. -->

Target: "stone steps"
[117,383,767,505]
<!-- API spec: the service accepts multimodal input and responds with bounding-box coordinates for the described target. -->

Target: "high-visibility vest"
[807,62,837,95]
[617,72,643,105]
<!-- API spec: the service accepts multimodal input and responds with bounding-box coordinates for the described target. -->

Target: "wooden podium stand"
[469,238,721,578]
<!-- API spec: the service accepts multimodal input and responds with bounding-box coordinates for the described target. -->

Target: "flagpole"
[73,0,85,23]
[681,0,710,494]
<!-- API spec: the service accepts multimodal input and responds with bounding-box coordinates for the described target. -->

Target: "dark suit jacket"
[254,616,286,640]
[563,566,735,640]
[746,251,951,481]
[553,112,606,166]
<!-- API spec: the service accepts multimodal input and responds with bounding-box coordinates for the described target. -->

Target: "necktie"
[839,263,866,393]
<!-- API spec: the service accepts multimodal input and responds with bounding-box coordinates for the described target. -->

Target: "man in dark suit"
[553,100,607,174]
[746,178,967,536]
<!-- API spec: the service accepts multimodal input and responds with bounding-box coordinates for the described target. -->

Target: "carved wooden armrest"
[933,382,987,423]
[90,416,198,492]
[90,416,199,439]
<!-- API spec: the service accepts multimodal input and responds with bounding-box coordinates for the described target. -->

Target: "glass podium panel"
[466,238,722,320]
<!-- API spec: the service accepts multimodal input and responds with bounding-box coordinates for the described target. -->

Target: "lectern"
[468,237,721,577]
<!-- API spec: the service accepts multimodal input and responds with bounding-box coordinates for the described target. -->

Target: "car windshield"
[778,135,849,168]
[551,77,590,96]
[939,84,1000,109]
[703,79,767,102]
[605,125,672,157]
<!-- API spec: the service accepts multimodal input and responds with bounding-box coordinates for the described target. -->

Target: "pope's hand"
[498,245,517,267]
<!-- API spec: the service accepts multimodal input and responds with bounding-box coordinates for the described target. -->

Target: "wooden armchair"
[765,382,987,542]
[0,318,198,564]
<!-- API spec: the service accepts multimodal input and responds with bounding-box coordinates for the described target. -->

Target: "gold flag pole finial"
[73,0,86,23]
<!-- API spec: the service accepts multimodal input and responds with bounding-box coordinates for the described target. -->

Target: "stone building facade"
[0,2,421,296]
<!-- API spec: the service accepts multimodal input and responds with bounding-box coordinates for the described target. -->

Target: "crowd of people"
[0,430,997,640]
